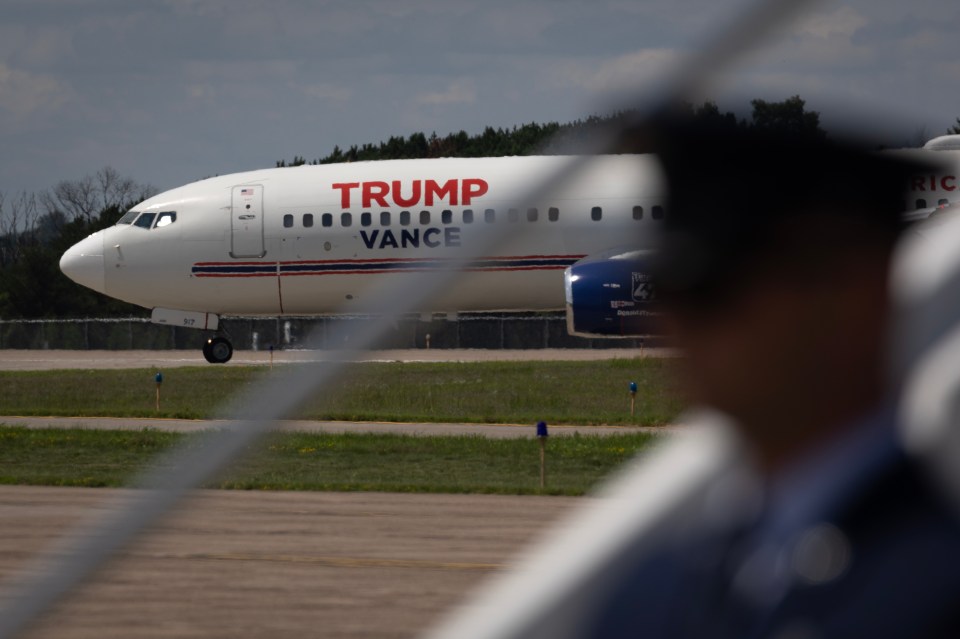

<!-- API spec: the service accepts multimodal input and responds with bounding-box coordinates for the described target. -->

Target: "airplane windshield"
[121,211,176,229]
[133,212,156,229]
[116,210,139,225]
[155,211,177,228]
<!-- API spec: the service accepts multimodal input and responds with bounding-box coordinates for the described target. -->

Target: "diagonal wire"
[0,155,606,639]
[0,0,822,636]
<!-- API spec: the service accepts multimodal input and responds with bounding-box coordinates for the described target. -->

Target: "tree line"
[0,167,156,318]
[276,96,825,167]
[2,96,950,319]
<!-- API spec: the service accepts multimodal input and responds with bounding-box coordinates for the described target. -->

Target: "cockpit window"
[133,212,157,229]
[117,210,139,225]
[155,211,177,228]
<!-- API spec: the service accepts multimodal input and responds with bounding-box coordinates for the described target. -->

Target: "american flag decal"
[240,188,254,196]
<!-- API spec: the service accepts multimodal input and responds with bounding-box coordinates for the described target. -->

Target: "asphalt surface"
[0,415,668,438]
[0,347,660,637]
[0,348,673,370]
[0,486,580,639]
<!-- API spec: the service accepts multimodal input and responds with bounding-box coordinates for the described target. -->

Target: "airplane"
[59,141,960,363]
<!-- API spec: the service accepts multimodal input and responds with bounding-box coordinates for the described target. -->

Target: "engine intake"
[564,250,661,338]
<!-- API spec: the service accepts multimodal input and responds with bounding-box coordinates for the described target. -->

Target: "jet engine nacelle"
[563,249,661,338]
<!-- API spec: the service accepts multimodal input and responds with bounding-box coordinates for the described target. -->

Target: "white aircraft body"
[60,147,960,363]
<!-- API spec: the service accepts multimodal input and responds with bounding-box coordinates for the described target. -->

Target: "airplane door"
[231,185,266,258]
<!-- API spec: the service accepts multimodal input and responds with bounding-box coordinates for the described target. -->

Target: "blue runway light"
[629,381,638,395]
[155,372,164,384]
[536,421,549,438]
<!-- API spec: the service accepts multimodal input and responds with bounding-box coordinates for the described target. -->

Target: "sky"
[2,0,958,196]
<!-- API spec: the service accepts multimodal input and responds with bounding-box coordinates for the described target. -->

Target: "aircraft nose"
[60,232,106,294]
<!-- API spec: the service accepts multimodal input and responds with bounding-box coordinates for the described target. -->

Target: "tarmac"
[0,415,668,438]
[0,348,672,370]
[0,486,579,639]
[0,348,655,637]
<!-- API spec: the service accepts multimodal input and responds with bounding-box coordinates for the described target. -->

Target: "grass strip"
[0,359,682,426]
[0,426,660,496]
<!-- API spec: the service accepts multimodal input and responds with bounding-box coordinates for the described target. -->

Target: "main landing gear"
[202,335,233,364]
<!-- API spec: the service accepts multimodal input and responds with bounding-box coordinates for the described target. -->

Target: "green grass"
[0,359,683,426]
[0,427,660,495]
[0,427,182,488]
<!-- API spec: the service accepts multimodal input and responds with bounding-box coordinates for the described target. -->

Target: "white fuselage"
[62,156,666,316]
[60,151,960,320]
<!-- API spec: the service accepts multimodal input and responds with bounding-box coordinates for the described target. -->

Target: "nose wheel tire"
[202,336,233,364]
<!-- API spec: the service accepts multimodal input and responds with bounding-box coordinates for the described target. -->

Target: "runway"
[0,415,665,438]
[0,347,672,371]
[0,486,579,638]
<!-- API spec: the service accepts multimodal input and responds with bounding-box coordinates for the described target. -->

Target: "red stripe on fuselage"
[192,255,586,277]
[194,254,587,266]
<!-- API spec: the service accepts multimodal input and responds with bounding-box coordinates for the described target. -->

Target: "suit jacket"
[587,410,960,639]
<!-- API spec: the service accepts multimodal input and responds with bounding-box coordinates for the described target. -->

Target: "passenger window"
[283,214,294,228]
[463,209,474,224]
[381,211,391,226]
[400,210,411,226]
[652,205,665,220]
[484,208,495,223]
[117,210,139,225]
[527,208,538,222]
[420,210,430,225]
[303,214,314,228]
[442,209,453,224]
[548,207,559,222]
[591,207,602,221]
[507,208,519,223]
[134,212,157,229]
[939,198,950,207]
[341,212,352,227]
[155,211,177,228]
[633,206,644,220]
[322,213,333,228]
[361,212,372,227]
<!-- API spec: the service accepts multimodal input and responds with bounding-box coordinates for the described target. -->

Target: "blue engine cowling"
[564,249,661,338]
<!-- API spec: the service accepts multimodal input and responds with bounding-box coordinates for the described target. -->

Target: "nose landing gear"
[202,336,233,364]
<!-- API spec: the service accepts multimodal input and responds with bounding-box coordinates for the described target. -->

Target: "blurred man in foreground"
[589,123,960,638]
